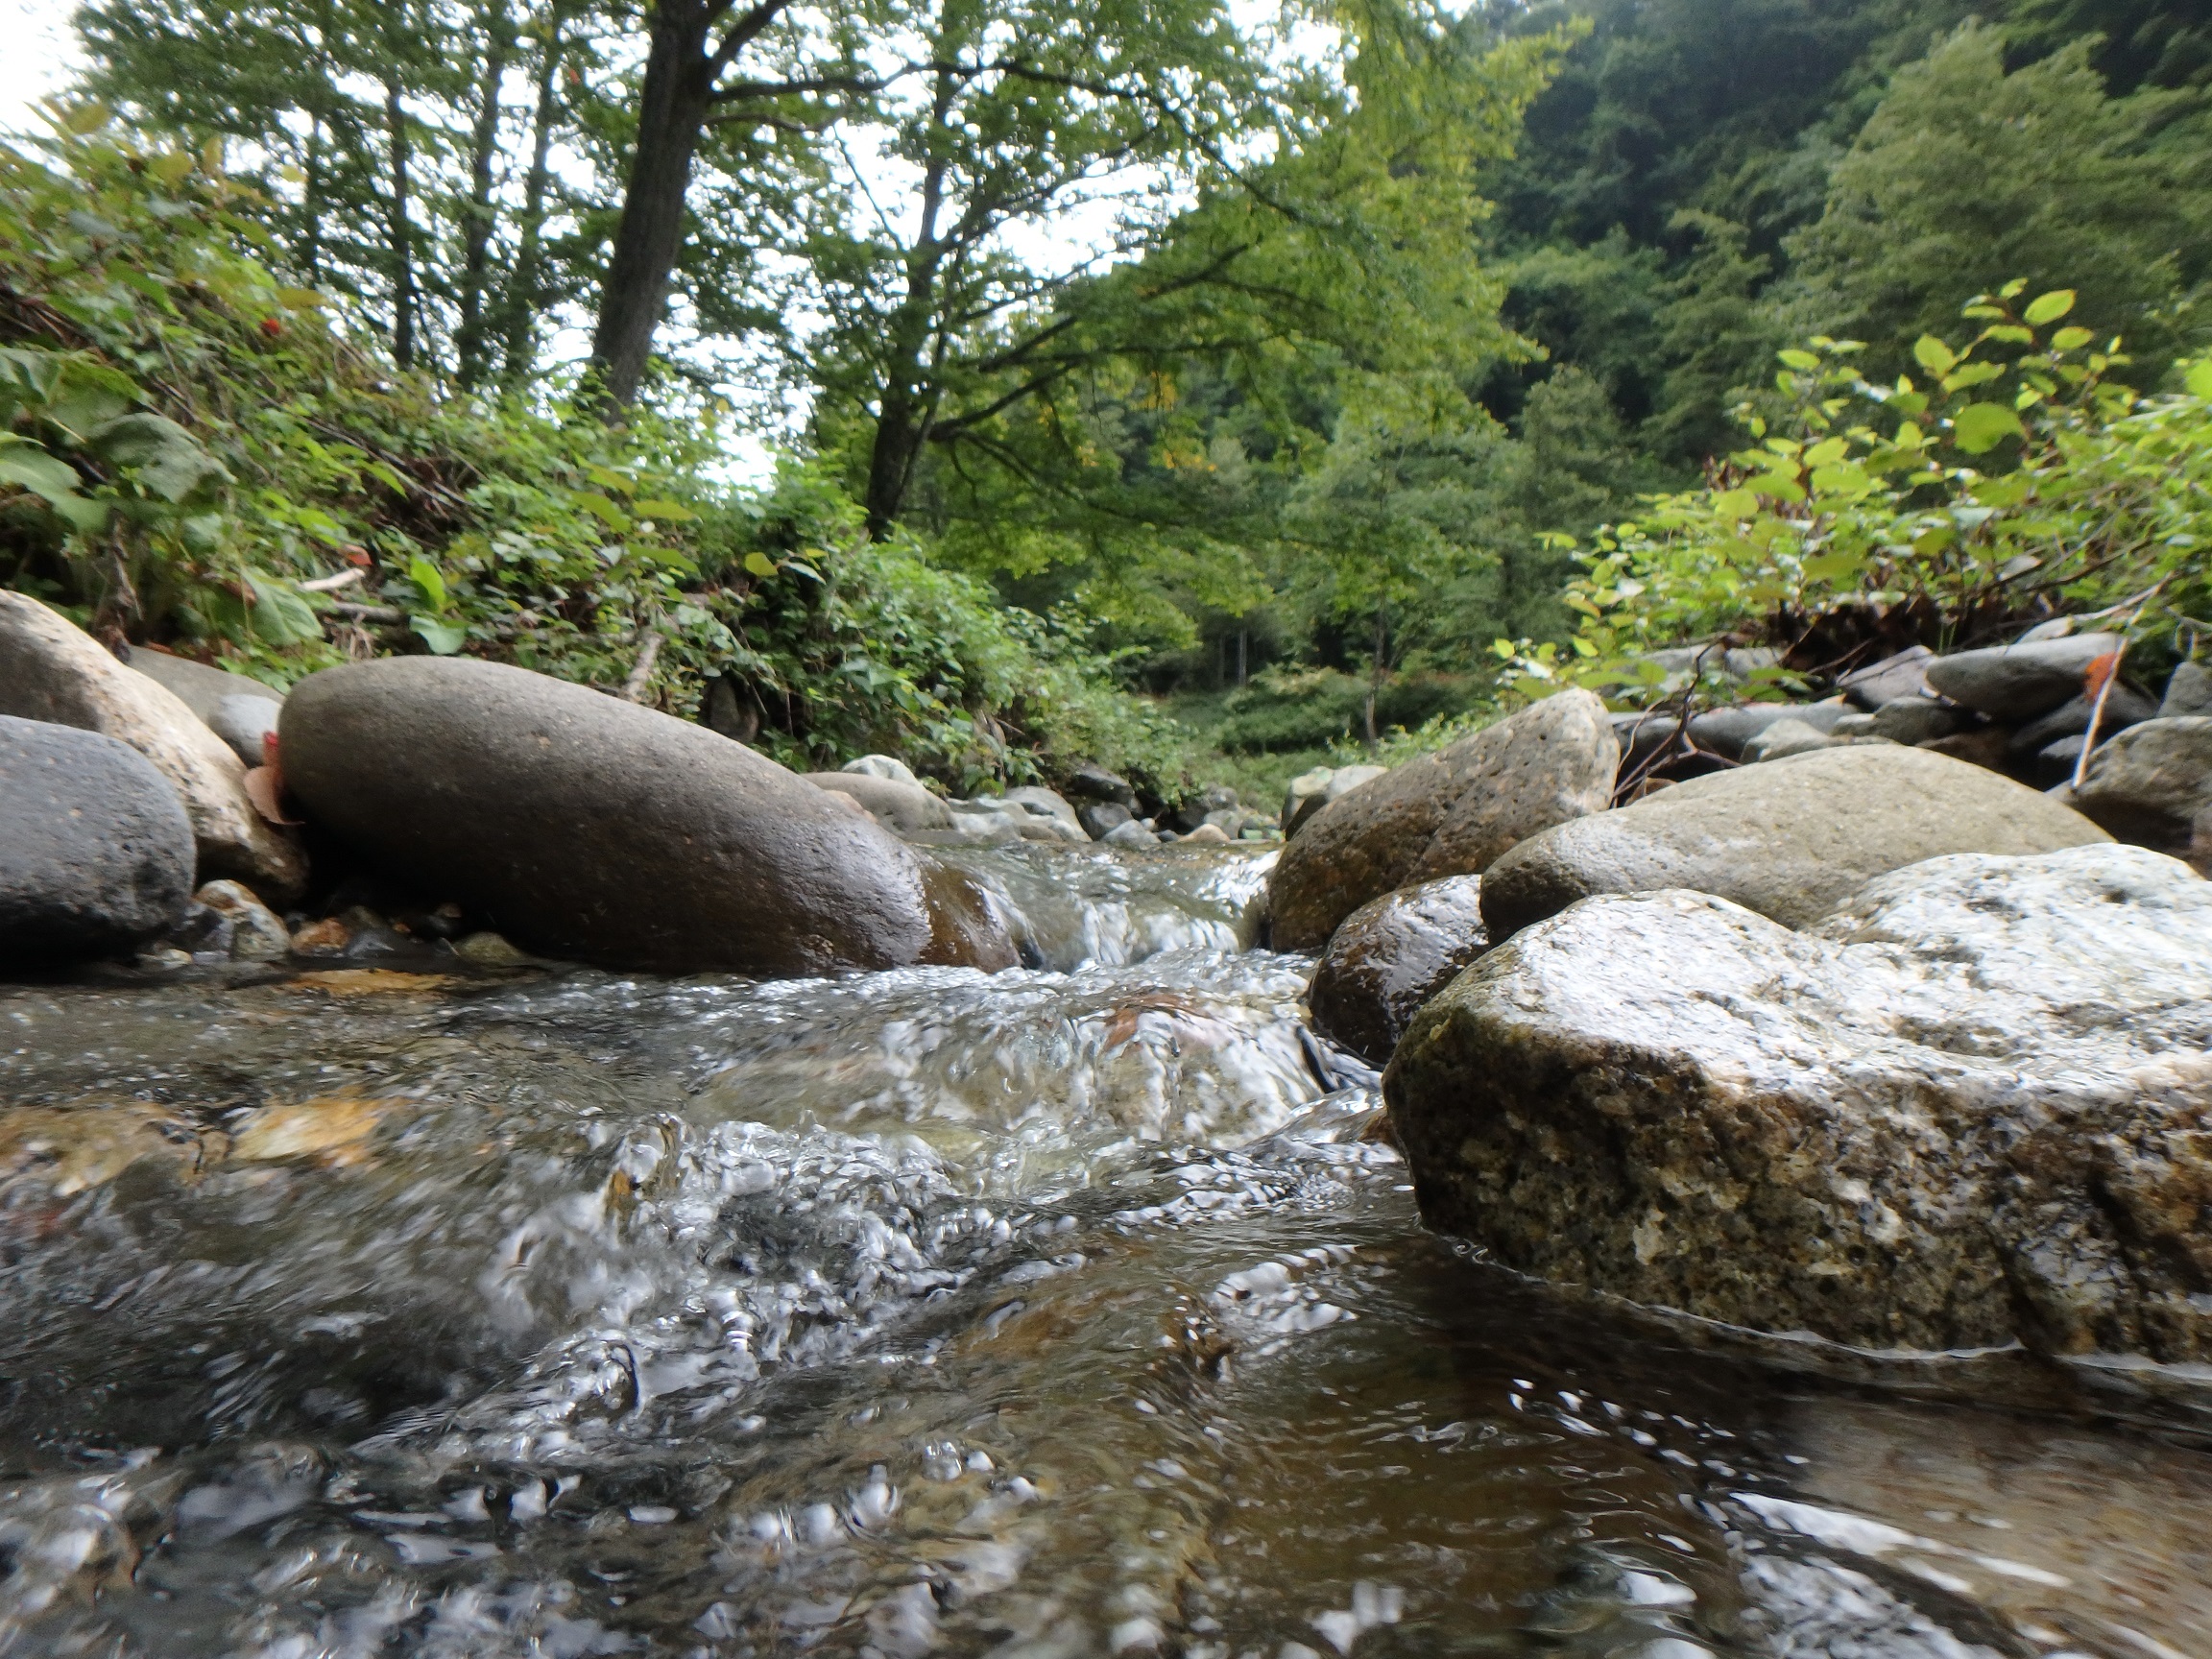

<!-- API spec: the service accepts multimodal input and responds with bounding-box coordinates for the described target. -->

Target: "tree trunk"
[454,1,513,389]
[501,10,565,388]
[384,77,419,371]
[588,0,715,409]
[1364,611,1386,747]
[300,115,325,284]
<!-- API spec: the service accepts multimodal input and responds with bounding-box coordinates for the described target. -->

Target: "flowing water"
[1,843,2207,1659]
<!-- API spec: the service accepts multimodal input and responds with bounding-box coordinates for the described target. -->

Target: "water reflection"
[0,845,2204,1657]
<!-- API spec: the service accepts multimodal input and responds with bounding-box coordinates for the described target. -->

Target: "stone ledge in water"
[1307,874,1487,1066]
[1387,843,2212,1362]
[280,657,1010,975]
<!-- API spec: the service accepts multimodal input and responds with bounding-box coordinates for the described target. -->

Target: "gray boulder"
[1687,698,1851,759]
[207,693,283,766]
[2009,685,2159,756]
[805,772,955,834]
[1101,817,1158,849]
[1282,763,1387,839]
[1065,764,1137,808]
[1479,743,2109,940]
[1836,645,1934,709]
[1869,696,1969,746]
[1924,632,2120,719]
[1267,691,1618,951]
[1001,785,1083,838]
[2070,716,2212,869]
[0,715,194,962]
[842,754,921,787]
[0,592,304,900]
[1740,717,1834,763]
[279,658,1010,975]
[1078,800,1135,840]
[1388,845,2212,1360]
[121,647,273,723]
[1307,874,1487,1066]
[2160,661,2212,717]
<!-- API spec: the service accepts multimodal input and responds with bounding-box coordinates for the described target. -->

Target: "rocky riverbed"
[6,595,2212,1655]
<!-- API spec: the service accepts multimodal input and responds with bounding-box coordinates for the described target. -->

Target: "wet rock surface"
[1479,743,2108,939]
[280,657,1004,974]
[2069,715,2212,869]
[1391,844,2212,1359]
[1307,874,1487,1065]
[0,591,304,899]
[0,716,195,961]
[805,770,956,833]
[1267,691,1617,950]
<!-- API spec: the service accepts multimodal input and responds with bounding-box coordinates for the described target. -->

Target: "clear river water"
[1,844,2206,1658]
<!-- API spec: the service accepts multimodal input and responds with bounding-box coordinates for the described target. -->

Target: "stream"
[1,843,2206,1658]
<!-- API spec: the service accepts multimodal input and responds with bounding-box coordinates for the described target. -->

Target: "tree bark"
[501,9,566,388]
[384,77,419,370]
[588,0,719,409]
[454,1,514,388]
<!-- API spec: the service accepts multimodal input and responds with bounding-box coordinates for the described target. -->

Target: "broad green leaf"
[1952,402,2025,454]
[405,555,447,612]
[1776,349,1820,371]
[84,412,227,500]
[575,492,631,531]
[743,551,778,579]
[149,152,194,185]
[410,615,469,655]
[2051,326,2095,351]
[1802,550,1863,584]
[60,101,111,134]
[244,570,322,646]
[2187,360,2212,400]
[0,444,86,504]
[1912,335,1957,375]
[1712,490,1761,518]
[2023,289,2076,325]
[632,498,698,521]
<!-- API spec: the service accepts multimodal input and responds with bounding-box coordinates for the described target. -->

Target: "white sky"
[0,0,81,132]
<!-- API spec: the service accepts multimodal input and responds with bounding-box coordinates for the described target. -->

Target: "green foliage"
[1211,666,1479,754]
[1505,282,2212,704]
[0,121,1194,794]
[1781,24,2212,385]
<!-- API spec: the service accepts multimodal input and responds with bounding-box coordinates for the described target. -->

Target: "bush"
[0,118,1190,796]
[1213,666,1481,753]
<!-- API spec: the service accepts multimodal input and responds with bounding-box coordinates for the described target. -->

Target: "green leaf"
[2051,327,2095,351]
[1776,349,1821,371]
[2023,289,2076,325]
[0,444,86,505]
[631,497,699,521]
[1952,402,2026,454]
[84,413,227,501]
[1912,335,1957,375]
[1712,490,1760,518]
[743,551,779,579]
[1802,550,1863,584]
[410,615,469,655]
[405,555,447,613]
[60,101,112,134]
[1802,438,1849,468]
[575,492,631,531]
[244,570,321,646]
[2186,360,2212,400]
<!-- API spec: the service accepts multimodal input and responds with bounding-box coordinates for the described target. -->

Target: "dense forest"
[2,0,2208,801]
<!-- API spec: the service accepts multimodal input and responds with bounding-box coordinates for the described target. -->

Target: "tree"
[1781,24,2212,381]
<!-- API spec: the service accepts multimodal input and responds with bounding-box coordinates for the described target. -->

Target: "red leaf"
[244,765,301,826]
[2083,652,2119,698]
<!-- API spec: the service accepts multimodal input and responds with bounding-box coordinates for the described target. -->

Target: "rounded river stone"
[281,658,989,975]
[1307,874,1488,1065]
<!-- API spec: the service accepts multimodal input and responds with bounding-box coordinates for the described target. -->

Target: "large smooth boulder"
[1000,786,1087,843]
[0,593,304,900]
[1479,743,2107,940]
[1307,875,1487,1066]
[2160,661,2212,717]
[2070,716,2212,869]
[805,772,956,834]
[1388,845,2212,1360]
[1266,691,1618,951]
[1924,632,2119,719]
[280,659,1009,974]
[0,715,195,962]
[1836,645,1933,709]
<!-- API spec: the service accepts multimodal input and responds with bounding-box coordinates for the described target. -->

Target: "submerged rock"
[1267,691,1617,951]
[0,592,304,899]
[1479,743,2107,940]
[1307,874,1487,1066]
[2070,715,2212,869]
[1924,632,2119,719]
[0,716,195,963]
[280,658,1009,975]
[1388,844,2212,1360]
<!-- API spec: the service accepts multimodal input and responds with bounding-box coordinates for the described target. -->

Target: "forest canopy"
[2,0,2207,796]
